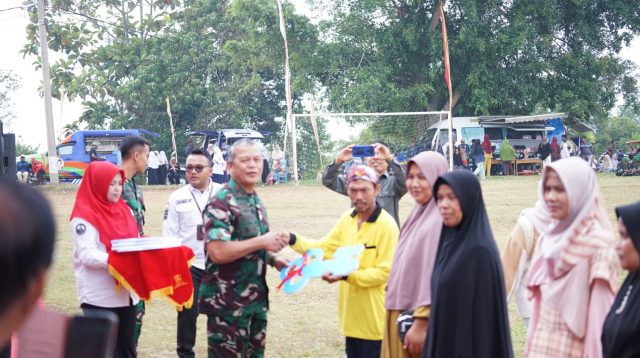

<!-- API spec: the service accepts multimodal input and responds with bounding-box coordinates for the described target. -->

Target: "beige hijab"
[385,151,449,310]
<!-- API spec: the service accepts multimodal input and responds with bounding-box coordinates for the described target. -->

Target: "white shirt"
[561,140,574,158]
[441,142,456,160]
[72,218,139,308]
[163,180,222,269]
[158,151,168,166]
[211,147,225,175]
[147,151,160,169]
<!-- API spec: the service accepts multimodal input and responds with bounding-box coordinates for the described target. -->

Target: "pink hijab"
[527,157,618,338]
[385,151,449,310]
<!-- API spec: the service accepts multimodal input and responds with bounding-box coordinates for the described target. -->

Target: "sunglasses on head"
[185,164,209,173]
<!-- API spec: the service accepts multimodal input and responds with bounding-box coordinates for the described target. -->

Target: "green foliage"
[23,0,323,154]
[16,136,41,156]
[311,0,640,126]
[0,70,21,127]
[593,107,640,154]
[21,0,640,162]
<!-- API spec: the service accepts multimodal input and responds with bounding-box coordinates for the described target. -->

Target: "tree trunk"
[121,1,129,43]
[140,0,144,40]
[427,87,443,111]
[440,89,461,113]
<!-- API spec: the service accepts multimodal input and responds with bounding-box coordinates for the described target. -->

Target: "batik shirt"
[123,176,145,235]
[199,178,270,316]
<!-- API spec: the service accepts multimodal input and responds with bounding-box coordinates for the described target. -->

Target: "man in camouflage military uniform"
[119,135,150,344]
[200,139,288,357]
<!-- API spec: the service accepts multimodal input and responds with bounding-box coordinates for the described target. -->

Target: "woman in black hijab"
[422,171,513,358]
[601,201,640,358]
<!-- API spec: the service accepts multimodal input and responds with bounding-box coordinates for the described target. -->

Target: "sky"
[0,0,639,148]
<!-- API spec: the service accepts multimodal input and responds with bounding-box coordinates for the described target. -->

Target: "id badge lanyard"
[190,182,215,240]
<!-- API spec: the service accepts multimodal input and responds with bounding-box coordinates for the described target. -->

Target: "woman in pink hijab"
[526,157,620,358]
[381,151,448,358]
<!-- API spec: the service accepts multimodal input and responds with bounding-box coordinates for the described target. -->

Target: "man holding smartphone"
[322,141,407,226]
[163,148,222,358]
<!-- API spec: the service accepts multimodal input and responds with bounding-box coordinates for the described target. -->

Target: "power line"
[0,6,23,12]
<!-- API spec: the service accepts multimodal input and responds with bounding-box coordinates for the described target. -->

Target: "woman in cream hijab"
[381,151,448,357]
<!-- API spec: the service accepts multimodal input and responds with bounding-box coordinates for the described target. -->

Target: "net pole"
[448,110,453,170]
[277,0,298,183]
[291,114,298,183]
[432,113,442,153]
[309,100,323,168]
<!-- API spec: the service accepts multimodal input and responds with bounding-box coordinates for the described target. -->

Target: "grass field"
[39,174,640,357]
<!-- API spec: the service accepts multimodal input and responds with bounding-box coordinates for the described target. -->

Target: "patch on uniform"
[163,203,169,220]
[75,223,86,235]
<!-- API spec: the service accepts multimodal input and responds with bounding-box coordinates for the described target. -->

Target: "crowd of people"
[423,133,636,179]
[3,136,640,358]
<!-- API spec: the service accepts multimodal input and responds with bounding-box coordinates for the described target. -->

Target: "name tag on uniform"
[176,198,192,206]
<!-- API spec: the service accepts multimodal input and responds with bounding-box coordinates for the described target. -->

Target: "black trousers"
[168,170,181,185]
[146,168,158,185]
[81,302,137,358]
[177,266,204,358]
[158,165,168,185]
[345,337,381,358]
[261,159,270,183]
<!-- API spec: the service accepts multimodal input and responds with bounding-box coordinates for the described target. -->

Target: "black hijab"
[602,201,640,358]
[422,171,513,358]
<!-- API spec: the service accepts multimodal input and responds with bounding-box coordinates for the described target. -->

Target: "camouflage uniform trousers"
[206,305,268,358]
[134,301,145,344]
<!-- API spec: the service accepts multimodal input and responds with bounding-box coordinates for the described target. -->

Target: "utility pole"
[36,0,59,183]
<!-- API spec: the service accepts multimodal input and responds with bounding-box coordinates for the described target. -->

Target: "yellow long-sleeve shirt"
[291,206,399,340]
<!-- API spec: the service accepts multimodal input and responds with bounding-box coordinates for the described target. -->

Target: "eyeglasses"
[185,165,209,173]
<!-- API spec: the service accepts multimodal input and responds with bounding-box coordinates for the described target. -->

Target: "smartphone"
[64,310,118,358]
[352,145,375,158]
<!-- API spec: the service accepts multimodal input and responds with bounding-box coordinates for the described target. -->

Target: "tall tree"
[310,0,640,129]
[0,70,21,130]
[22,0,323,152]
[593,106,640,154]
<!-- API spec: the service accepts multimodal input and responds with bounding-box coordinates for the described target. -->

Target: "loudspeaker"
[0,120,4,176]
[0,120,17,179]
[3,133,16,178]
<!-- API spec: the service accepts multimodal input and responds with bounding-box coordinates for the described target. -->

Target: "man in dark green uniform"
[200,139,288,357]
[119,135,150,345]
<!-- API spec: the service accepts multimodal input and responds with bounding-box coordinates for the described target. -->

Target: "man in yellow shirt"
[286,165,399,357]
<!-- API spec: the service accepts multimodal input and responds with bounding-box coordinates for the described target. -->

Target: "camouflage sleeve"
[203,194,233,243]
